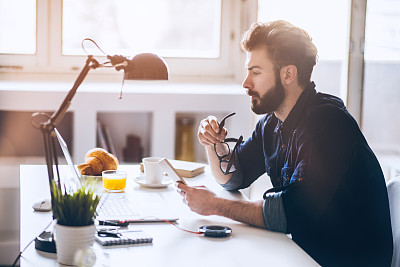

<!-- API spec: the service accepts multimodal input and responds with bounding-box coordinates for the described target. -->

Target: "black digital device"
[35,230,56,253]
[198,225,232,238]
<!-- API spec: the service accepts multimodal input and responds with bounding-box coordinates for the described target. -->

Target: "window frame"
[0,0,243,80]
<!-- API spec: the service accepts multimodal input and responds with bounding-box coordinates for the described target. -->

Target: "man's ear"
[280,65,297,85]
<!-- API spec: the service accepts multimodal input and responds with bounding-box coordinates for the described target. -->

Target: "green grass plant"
[51,181,100,227]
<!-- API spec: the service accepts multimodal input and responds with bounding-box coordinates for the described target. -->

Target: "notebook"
[96,230,153,246]
[54,128,179,223]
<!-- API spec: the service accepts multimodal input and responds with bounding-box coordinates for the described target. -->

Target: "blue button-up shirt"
[223,82,393,266]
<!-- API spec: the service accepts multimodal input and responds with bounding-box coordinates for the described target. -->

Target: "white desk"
[20,165,319,266]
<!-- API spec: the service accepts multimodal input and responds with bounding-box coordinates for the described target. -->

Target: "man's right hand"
[197,115,233,184]
[197,115,228,147]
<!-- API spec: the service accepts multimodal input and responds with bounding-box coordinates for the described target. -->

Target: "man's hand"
[176,182,220,216]
[197,115,227,147]
[197,115,233,184]
[176,181,265,228]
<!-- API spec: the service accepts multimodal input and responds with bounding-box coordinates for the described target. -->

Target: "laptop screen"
[54,128,81,184]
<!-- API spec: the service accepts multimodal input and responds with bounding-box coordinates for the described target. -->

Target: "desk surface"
[20,165,318,267]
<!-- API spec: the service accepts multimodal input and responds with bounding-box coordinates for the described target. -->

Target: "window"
[361,0,400,158]
[62,0,221,59]
[258,0,351,98]
[0,0,36,55]
[0,0,40,70]
[0,0,237,78]
[364,0,400,61]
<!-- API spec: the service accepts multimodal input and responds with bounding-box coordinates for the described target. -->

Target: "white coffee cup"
[142,157,163,184]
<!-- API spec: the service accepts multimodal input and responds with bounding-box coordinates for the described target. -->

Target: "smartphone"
[158,158,187,185]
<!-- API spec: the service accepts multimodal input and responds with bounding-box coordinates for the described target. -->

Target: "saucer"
[133,175,173,188]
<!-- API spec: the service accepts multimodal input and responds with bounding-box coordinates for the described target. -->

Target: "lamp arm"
[49,56,99,128]
[37,55,100,214]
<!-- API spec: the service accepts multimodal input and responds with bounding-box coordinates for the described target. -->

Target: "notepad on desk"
[140,159,205,178]
[96,231,153,246]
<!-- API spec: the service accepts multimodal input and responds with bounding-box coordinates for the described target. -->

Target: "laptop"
[54,128,179,223]
[55,128,81,184]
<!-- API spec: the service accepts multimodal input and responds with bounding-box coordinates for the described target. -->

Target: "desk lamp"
[31,40,168,253]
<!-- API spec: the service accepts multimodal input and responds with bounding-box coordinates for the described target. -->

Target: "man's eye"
[252,72,260,76]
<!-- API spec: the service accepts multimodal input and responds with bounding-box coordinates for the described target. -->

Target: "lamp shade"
[124,53,168,80]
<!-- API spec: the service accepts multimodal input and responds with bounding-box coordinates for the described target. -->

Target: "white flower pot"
[55,223,96,266]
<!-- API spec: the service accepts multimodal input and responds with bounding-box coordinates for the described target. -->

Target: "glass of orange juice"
[102,170,127,192]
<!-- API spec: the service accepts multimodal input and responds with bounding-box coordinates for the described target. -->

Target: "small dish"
[133,175,173,188]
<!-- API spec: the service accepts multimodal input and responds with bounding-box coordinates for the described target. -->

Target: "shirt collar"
[278,81,317,134]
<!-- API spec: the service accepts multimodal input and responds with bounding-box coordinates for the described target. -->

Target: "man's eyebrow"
[247,65,262,70]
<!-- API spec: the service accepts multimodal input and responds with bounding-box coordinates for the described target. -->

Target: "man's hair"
[241,20,318,88]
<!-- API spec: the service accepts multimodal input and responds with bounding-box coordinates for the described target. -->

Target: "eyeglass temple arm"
[218,112,236,134]
[224,137,239,142]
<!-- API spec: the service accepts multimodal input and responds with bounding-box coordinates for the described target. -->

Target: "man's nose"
[242,75,251,89]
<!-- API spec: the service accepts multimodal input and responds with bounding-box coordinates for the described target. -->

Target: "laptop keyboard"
[97,195,139,217]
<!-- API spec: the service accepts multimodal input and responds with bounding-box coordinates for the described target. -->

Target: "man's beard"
[250,73,285,115]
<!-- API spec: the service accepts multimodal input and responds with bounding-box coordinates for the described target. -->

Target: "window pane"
[362,0,400,165]
[364,0,400,61]
[0,0,36,54]
[257,0,350,97]
[62,0,221,58]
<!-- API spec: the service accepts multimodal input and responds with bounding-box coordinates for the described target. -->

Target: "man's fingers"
[193,185,207,189]
[206,116,220,133]
[176,182,190,205]
[220,127,228,138]
[199,127,219,145]
[176,181,188,191]
[201,119,219,137]
[198,117,225,144]
[176,182,192,196]
[206,116,227,142]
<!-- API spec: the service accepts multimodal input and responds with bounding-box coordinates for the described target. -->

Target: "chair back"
[387,178,400,267]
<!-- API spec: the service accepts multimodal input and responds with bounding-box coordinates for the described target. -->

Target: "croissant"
[77,148,119,176]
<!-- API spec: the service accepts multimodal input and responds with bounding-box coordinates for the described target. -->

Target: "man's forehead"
[245,47,271,68]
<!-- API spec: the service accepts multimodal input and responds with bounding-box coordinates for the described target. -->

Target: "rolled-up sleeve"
[262,192,288,233]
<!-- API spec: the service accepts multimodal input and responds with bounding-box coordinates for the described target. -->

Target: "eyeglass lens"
[220,160,237,173]
[215,142,230,157]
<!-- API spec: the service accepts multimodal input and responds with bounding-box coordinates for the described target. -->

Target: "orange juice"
[102,170,127,192]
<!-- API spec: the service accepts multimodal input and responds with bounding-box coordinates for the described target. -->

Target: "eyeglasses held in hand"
[214,112,243,175]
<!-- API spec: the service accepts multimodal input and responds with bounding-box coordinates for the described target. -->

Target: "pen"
[98,220,129,227]
[97,230,121,238]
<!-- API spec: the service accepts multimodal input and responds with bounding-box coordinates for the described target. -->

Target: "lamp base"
[35,230,56,253]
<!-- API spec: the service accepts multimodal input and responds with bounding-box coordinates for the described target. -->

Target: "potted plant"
[51,181,100,266]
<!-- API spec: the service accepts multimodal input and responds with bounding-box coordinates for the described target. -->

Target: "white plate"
[133,175,173,188]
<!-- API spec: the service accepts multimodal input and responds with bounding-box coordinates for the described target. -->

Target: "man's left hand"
[176,182,220,216]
